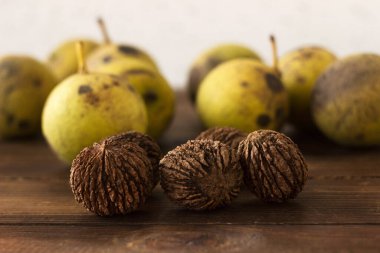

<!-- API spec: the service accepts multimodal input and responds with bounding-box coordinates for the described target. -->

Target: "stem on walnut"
[97,17,112,44]
[270,35,281,76]
[76,41,88,74]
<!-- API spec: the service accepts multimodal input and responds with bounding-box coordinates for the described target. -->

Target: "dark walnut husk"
[238,130,308,202]
[160,139,243,211]
[111,131,161,188]
[195,127,247,150]
[70,136,154,216]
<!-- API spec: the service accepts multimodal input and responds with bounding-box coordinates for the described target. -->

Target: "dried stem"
[97,17,112,44]
[270,35,280,76]
[76,41,87,74]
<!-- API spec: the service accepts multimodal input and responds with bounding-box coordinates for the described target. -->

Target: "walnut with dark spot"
[33,78,42,87]
[18,120,30,129]
[0,60,19,79]
[238,130,308,202]
[5,113,14,125]
[110,131,162,188]
[85,93,100,106]
[295,75,306,85]
[160,139,243,211]
[299,50,314,59]
[195,127,247,150]
[126,85,135,93]
[102,55,113,63]
[125,69,155,77]
[240,81,249,87]
[78,85,92,94]
[265,73,284,93]
[70,135,154,216]
[143,90,158,104]
[118,45,141,55]
[256,114,271,127]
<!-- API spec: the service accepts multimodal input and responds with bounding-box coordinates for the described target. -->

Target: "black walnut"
[238,130,308,202]
[111,131,161,188]
[70,135,153,216]
[195,127,247,150]
[160,139,243,211]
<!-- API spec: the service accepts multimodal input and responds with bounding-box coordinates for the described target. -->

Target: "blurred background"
[0,0,379,87]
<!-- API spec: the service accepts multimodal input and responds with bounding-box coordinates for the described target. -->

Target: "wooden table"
[0,92,379,253]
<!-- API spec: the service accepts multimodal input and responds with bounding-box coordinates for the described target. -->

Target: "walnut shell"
[195,127,247,150]
[110,131,161,188]
[70,136,153,216]
[238,130,308,202]
[160,139,243,210]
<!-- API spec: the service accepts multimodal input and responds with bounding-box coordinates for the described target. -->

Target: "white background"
[0,0,379,87]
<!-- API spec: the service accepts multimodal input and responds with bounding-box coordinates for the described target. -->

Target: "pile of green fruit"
[188,36,380,147]
[0,18,175,164]
[1,18,380,169]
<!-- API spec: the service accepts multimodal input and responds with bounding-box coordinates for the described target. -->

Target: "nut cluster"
[70,127,308,215]
[238,130,308,202]
[70,131,161,216]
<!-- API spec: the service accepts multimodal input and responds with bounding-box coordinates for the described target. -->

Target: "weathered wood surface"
[0,92,379,252]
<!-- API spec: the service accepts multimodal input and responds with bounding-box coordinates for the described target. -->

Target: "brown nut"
[238,130,308,202]
[160,139,243,211]
[70,135,153,216]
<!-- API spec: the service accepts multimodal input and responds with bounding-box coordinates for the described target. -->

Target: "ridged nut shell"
[238,130,308,202]
[196,127,247,150]
[70,136,153,216]
[111,131,161,188]
[160,139,243,210]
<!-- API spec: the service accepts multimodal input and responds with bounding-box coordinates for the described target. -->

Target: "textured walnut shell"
[111,131,161,188]
[196,127,247,150]
[160,139,243,211]
[70,136,153,216]
[238,130,308,202]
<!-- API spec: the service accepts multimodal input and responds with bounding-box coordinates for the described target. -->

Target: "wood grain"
[0,178,379,225]
[1,225,379,253]
[0,91,379,252]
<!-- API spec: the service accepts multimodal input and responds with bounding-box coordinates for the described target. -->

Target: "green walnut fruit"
[47,39,99,82]
[196,58,288,132]
[42,42,148,164]
[86,18,158,71]
[187,44,262,102]
[311,53,380,146]
[0,56,57,139]
[91,58,175,139]
[279,46,337,129]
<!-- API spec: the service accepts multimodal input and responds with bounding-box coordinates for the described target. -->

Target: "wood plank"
[0,225,379,253]
[0,177,379,225]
